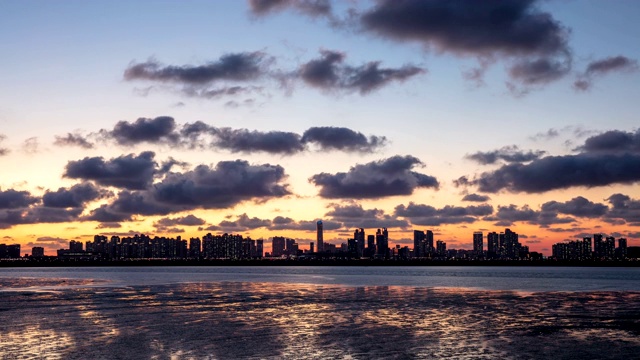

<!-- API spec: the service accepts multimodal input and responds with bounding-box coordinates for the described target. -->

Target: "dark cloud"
[64,151,158,190]
[301,126,387,152]
[604,193,640,225]
[472,153,640,193]
[95,222,122,229]
[461,193,490,202]
[394,202,493,226]
[214,213,272,232]
[53,133,94,149]
[310,155,439,199]
[42,183,111,208]
[360,0,569,57]
[108,116,179,145]
[577,129,640,154]
[574,56,638,91]
[508,57,571,86]
[154,214,206,227]
[269,216,343,231]
[124,52,270,85]
[466,145,545,165]
[211,128,303,154]
[325,203,408,229]
[0,189,39,209]
[484,204,574,227]
[85,160,291,221]
[248,0,331,17]
[298,50,424,94]
[540,196,608,218]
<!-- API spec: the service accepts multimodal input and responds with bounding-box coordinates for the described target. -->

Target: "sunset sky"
[1,0,640,255]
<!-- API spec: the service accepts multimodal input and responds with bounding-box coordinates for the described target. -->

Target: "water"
[1,266,640,359]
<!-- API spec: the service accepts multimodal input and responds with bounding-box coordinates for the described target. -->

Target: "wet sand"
[1,281,640,359]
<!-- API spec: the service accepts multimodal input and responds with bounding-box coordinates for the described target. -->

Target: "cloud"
[95,222,122,229]
[574,55,638,91]
[472,153,640,193]
[42,183,111,208]
[53,133,94,149]
[360,0,569,56]
[310,155,439,199]
[394,202,493,226]
[604,193,640,225]
[0,189,39,209]
[0,134,9,156]
[301,126,387,152]
[210,128,303,154]
[84,160,291,221]
[64,151,158,190]
[248,0,331,17]
[298,50,425,94]
[360,0,571,89]
[124,52,270,85]
[466,145,545,165]
[269,216,343,231]
[325,203,409,229]
[153,214,206,227]
[108,116,179,146]
[211,213,272,232]
[484,204,574,227]
[22,137,39,154]
[540,196,608,218]
[576,129,640,154]
[461,193,490,202]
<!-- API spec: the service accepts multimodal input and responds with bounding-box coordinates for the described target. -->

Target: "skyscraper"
[473,232,483,255]
[316,220,324,253]
[354,228,365,257]
[414,230,425,258]
[425,230,434,255]
[487,232,499,258]
[376,228,389,258]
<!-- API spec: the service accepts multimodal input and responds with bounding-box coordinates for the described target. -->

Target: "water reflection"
[1,282,640,359]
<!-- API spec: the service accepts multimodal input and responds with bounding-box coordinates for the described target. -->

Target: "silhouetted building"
[473,232,483,255]
[316,220,324,253]
[617,238,627,259]
[189,237,201,258]
[256,239,264,258]
[376,228,389,258]
[487,232,499,258]
[69,240,83,252]
[32,246,45,258]
[354,228,365,257]
[272,236,286,257]
[0,244,21,259]
[593,233,604,258]
[367,235,376,257]
[414,230,425,258]
[309,242,314,253]
[425,230,434,255]
[436,240,446,256]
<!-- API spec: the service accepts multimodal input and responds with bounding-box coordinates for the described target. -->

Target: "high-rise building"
[32,247,45,258]
[605,236,616,259]
[376,228,389,258]
[367,235,376,257]
[189,237,201,258]
[436,240,446,256]
[69,240,83,252]
[414,230,425,258]
[593,233,603,258]
[272,236,286,257]
[354,228,365,257]
[618,238,628,259]
[256,239,264,258]
[487,232,499,257]
[425,230,434,255]
[309,242,314,253]
[316,220,324,253]
[473,232,483,255]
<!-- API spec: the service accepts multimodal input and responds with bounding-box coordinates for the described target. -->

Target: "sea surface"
[1,266,640,359]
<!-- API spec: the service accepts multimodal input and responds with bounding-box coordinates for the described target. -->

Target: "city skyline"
[1,1,640,256]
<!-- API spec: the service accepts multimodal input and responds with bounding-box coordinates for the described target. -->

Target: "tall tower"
[316,220,324,253]
[473,232,483,254]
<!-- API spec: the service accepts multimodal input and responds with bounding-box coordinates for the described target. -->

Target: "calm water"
[1,266,640,359]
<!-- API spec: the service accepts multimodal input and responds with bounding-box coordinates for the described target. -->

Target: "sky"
[1,0,640,256]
